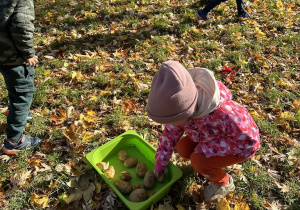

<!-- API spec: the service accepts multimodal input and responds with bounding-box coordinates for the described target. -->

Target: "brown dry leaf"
[65,124,77,141]
[156,203,174,210]
[40,139,56,153]
[188,182,202,203]
[272,107,282,117]
[50,109,67,125]
[65,182,96,203]
[122,100,132,115]
[0,155,10,162]
[274,180,290,193]
[292,100,300,109]
[118,120,131,130]
[28,157,41,168]
[10,170,31,189]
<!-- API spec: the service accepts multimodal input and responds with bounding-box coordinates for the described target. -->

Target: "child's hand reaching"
[27,55,38,67]
[154,169,166,182]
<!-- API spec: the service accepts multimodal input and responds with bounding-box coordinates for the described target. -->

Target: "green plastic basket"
[86,130,182,210]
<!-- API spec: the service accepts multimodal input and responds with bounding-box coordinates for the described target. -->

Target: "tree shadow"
[42,0,213,60]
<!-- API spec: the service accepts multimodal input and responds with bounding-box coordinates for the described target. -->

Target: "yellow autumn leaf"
[120,35,129,40]
[84,11,97,18]
[35,196,50,209]
[41,108,50,115]
[29,193,39,205]
[64,193,78,204]
[176,204,185,210]
[100,90,112,97]
[113,51,121,57]
[95,181,102,193]
[73,55,78,60]
[280,111,296,120]
[30,193,50,209]
[75,54,92,61]
[216,198,230,210]
[248,108,260,119]
[263,61,269,69]
[89,95,98,101]
[82,133,94,142]
[49,180,58,188]
[87,110,96,117]
[255,30,265,38]
[191,28,200,33]
[71,71,77,79]
[73,71,84,81]
[274,111,296,124]
[276,0,283,8]
[234,201,250,210]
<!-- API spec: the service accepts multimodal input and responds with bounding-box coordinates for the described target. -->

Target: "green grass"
[0,0,299,209]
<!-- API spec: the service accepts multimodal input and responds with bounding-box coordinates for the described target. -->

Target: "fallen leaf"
[216,198,230,210]
[30,193,50,209]
[10,170,31,189]
[234,201,250,210]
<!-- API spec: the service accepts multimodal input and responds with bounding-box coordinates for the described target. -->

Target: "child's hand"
[154,169,166,182]
[27,55,38,67]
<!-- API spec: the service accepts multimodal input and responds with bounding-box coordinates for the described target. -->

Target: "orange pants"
[176,136,246,186]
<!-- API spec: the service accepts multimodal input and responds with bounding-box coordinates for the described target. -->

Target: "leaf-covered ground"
[0,0,299,209]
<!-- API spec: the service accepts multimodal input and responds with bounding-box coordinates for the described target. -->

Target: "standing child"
[198,0,251,20]
[147,61,260,202]
[0,0,41,155]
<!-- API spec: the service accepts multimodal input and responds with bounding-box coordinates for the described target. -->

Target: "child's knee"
[190,153,206,173]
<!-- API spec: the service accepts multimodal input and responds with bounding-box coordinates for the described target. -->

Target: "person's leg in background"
[190,153,247,202]
[197,0,227,20]
[0,64,40,155]
[236,0,251,17]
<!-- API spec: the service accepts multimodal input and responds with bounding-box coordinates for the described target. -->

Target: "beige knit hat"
[147,61,198,124]
[187,67,220,119]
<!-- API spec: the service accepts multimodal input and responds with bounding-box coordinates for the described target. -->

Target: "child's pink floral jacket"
[154,81,260,173]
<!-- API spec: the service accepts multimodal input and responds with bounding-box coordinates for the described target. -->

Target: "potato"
[118,150,128,162]
[104,166,115,180]
[133,184,145,190]
[148,191,156,198]
[96,162,107,171]
[113,180,132,194]
[143,171,155,189]
[124,157,138,168]
[136,162,147,178]
[129,189,147,202]
[120,171,132,181]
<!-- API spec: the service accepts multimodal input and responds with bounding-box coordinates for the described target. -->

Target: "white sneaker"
[203,174,235,202]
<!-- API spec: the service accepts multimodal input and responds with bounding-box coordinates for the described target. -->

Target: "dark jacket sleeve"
[10,0,35,60]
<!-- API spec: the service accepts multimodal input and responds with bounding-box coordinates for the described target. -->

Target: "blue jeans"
[203,0,246,15]
[0,64,35,142]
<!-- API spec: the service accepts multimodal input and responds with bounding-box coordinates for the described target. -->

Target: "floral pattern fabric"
[154,81,260,173]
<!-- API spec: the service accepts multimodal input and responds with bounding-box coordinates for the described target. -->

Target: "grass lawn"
[0,0,299,209]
